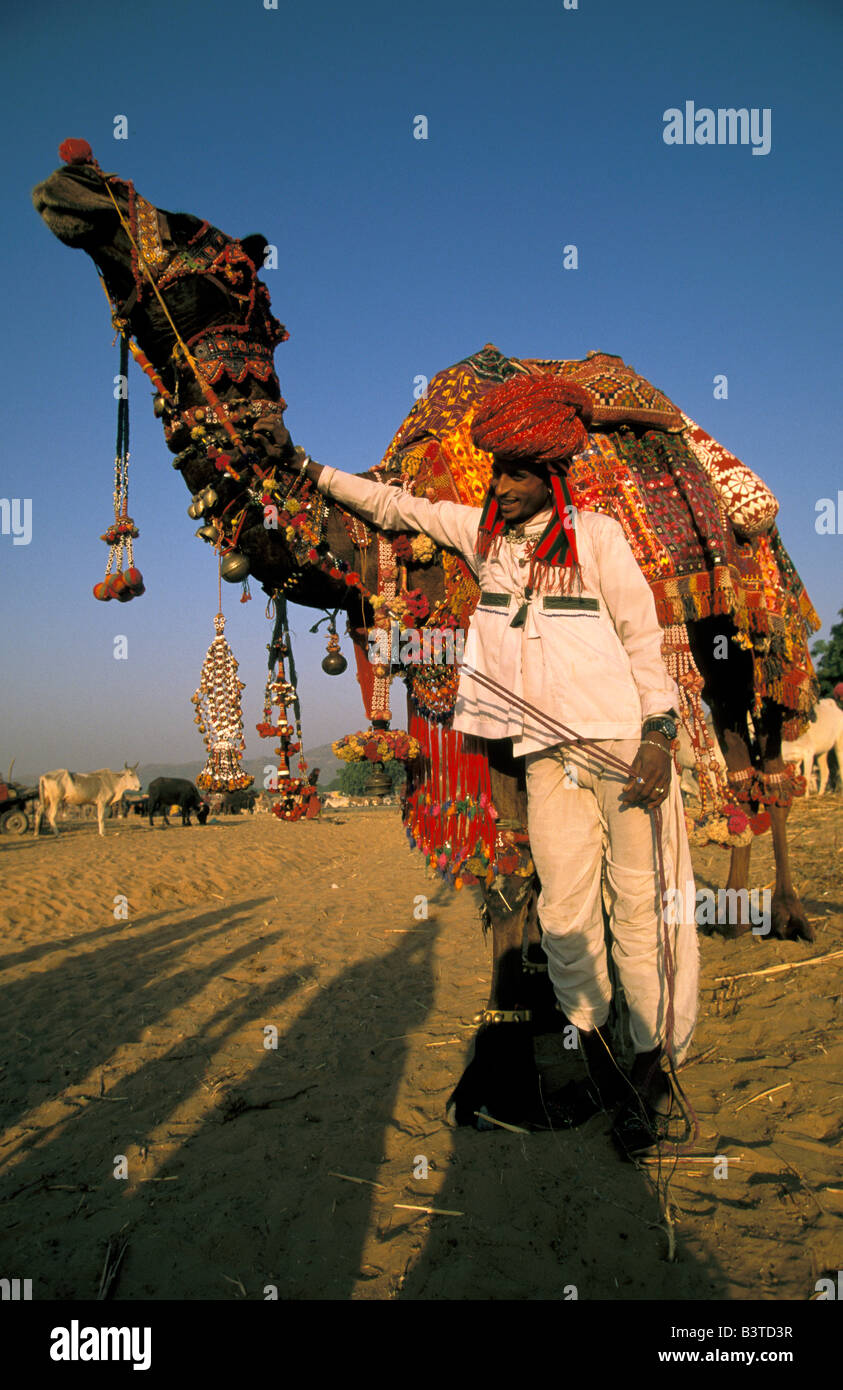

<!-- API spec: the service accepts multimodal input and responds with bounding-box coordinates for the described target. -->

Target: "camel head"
[32,141,374,623]
[33,140,287,421]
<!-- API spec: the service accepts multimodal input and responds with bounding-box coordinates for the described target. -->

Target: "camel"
[33,143,821,1127]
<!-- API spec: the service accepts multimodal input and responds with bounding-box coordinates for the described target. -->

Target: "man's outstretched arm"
[299,457,481,570]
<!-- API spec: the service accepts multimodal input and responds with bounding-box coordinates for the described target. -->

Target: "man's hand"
[265,443,325,487]
[620,731,671,810]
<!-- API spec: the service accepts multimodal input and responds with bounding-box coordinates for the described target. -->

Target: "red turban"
[471,375,594,468]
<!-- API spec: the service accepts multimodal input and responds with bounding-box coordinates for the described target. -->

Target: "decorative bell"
[363,763,392,798]
[321,651,348,676]
[221,551,250,582]
[196,524,219,542]
[152,393,166,418]
[201,486,218,509]
[321,627,347,676]
[188,499,204,519]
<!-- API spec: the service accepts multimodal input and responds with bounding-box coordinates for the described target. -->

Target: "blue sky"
[3,0,841,775]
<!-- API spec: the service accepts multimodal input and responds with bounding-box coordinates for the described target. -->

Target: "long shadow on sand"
[397,1072,732,1301]
[0,898,442,1300]
[398,936,734,1303]
[0,899,281,1139]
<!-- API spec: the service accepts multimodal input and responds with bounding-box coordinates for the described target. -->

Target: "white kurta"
[316,466,679,754]
[316,464,699,1059]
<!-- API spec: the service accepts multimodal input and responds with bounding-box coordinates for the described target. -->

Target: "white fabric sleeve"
[592,514,680,721]
[317,466,481,572]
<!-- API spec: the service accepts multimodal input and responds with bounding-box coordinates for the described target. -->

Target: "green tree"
[811,608,843,697]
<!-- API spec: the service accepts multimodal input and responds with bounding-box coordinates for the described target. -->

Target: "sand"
[0,798,841,1301]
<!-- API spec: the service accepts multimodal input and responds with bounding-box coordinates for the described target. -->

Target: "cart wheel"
[0,809,29,835]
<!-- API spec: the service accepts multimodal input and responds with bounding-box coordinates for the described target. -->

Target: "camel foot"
[770,891,815,943]
[446,1022,541,1129]
[716,919,755,941]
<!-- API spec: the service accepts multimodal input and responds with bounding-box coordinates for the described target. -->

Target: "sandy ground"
[0,797,841,1302]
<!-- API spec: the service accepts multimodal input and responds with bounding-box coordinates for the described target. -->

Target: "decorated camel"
[33,142,820,1126]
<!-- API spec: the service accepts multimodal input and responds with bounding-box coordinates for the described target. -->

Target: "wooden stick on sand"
[714,948,843,984]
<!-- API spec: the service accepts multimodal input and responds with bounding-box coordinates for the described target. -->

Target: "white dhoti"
[525,740,699,1063]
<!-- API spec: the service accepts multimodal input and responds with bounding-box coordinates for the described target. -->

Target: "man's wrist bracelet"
[641,738,671,755]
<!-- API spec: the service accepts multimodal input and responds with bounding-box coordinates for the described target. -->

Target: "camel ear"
[240,233,268,270]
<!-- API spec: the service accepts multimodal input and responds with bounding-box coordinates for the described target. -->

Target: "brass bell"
[152,393,166,418]
[363,763,392,798]
[201,486,218,509]
[196,524,219,542]
[221,551,250,582]
[188,498,205,519]
[321,651,348,676]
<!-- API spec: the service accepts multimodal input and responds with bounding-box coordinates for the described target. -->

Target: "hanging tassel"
[94,333,144,602]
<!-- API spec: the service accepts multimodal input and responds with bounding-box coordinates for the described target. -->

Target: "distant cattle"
[782,699,843,795]
[147,778,208,826]
[34,764,141,837]
[206,789,256,815]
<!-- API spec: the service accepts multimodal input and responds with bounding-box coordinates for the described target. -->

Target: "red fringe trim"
[404,714,498,877]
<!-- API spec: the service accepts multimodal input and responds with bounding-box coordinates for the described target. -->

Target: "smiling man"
[298,374,697,1157]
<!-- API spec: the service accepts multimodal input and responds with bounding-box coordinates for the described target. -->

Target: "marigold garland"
[333,729,421,764]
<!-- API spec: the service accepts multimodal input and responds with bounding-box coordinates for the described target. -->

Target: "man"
[297,375,697,1156]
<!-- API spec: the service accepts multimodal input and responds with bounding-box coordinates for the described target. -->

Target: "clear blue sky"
[3,0,841,776]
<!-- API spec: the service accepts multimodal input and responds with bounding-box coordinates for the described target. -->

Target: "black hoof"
[447,1022,542,1130]
[770,891,815,942]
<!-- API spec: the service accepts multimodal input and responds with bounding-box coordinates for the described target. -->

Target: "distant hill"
[11,744,343,794]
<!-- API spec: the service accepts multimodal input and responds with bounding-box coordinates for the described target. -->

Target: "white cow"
[782,699,843,796]
[34,764,141,837]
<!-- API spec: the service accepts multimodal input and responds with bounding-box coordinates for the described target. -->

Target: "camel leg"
[755,704,813,942]
[765,800,812,941]
[687,618,756,934]
[446,874,545,1128]
[715,726,756,936]
[447,737,547,1128]
[521,891,559,1032]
